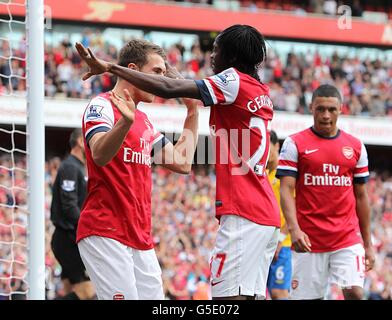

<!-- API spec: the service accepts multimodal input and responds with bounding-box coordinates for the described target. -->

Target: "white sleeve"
[84,96,115,144]
[277,136,298,174]
[195,67,240,106]
[356,142,368,169]
[354,142,369,181]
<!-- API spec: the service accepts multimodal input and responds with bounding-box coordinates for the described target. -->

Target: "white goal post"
[26,0,45,300]
[0,0,45,300]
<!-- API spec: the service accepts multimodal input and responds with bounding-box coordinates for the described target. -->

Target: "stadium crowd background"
[0,0,391,300]
[0,27,391,117]
[138,0,391,18]
[0,155,391,300]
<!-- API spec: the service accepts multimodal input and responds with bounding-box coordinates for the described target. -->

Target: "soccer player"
[76,39,199,300]
[75,24,281,300]
[277,84,375,300]
[266,130,292,300]
[50,128,95,300]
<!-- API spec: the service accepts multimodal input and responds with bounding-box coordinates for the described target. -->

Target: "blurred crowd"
[0,156,29,299]
[0,154,391,300]
[156,0,388,18]
[152,165,217,300]
[0,26,391,117]
[155,0,392,19]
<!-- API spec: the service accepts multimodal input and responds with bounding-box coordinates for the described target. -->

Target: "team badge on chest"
[342,146,354,160]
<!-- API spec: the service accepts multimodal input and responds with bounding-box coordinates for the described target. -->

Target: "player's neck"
[312,126,339,138]
[112,82,140,106]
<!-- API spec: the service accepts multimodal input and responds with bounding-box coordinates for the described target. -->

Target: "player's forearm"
[172,106,199,173]
[280,185,300,233]
[355,189,372,247]
[91,118,132,166]
[108,63,201,100]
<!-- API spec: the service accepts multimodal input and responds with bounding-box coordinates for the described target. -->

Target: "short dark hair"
[270,130,278,145]
[312,84,342,103]
[215,24,267,79]
[69,128,82,149]
[118,39,166,68]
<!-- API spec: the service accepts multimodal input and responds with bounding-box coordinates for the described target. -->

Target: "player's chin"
[319,122,333,129]
[318,123,334,135]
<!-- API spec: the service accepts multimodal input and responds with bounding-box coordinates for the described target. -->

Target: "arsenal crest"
[342,146,354,159]
[113,293,124,300]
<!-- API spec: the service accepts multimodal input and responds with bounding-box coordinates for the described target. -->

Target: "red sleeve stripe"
[279,160,298,168]
[85,119,111,128]
[85,123,112,138]
[208,78,225,104]
[277,165,297,172]
[354,166,369,173]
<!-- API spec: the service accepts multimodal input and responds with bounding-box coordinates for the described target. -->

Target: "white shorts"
[210,215,279,298]
[78,236,164,300]
[290,243,366,300]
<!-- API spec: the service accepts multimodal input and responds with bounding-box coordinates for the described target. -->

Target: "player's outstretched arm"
[75,42,202,100]
[75,42,109,80]
[354,183,375,271]
[280,176,312,252]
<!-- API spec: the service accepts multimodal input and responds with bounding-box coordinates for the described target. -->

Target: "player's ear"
[308,101,314,114]
[127,63,139,71]
[338,102,343,114]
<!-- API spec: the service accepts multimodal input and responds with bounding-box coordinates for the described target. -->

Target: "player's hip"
[210,215,279,297]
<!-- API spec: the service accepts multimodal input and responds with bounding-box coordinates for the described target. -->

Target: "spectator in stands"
[323,0,337,15]
[351,0,364,17]
[3,27,391,117]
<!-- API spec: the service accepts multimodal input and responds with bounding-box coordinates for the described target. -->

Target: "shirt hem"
[76,232,154,251]
[216,212,281,228]
[299,239,362,253]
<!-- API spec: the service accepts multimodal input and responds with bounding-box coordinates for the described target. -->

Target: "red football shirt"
[276,127,369,252]
[195,68,280,227]
[77,92,166,250]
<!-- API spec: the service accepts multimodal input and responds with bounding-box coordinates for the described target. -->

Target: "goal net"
[0,0,45,300]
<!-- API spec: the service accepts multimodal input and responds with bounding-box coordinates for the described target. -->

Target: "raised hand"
[164,61,183,80]
[109,89,136,125]
[75,42,111,80]
[164,61,199,111]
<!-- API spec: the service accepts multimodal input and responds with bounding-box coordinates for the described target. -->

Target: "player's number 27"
[247,117,269,175]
